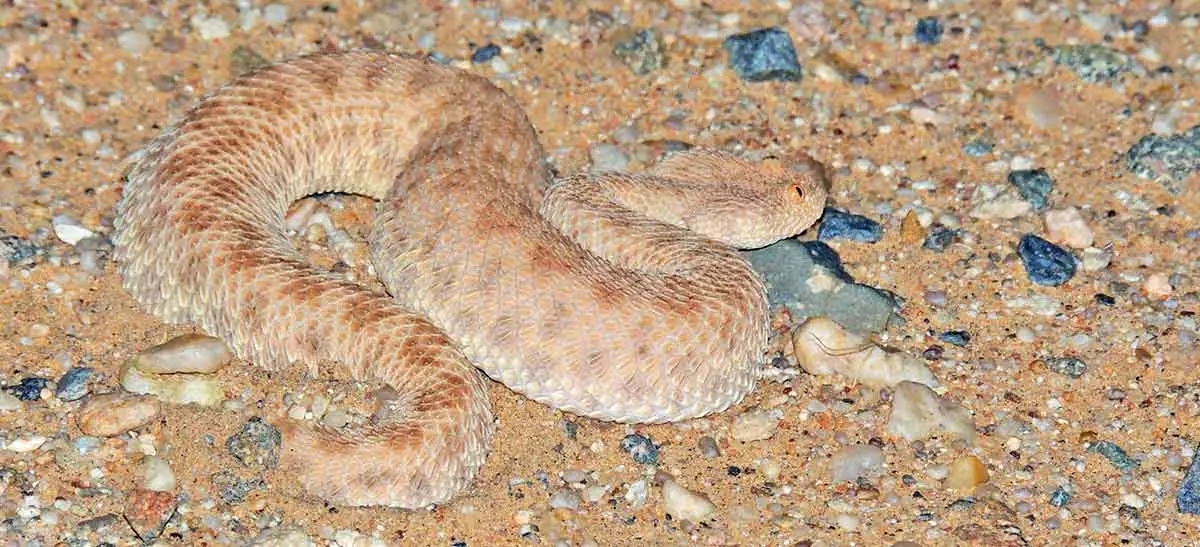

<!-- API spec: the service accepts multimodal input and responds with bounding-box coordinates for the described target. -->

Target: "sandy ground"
[1,1,1199,546]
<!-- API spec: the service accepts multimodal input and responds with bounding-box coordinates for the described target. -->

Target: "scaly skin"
[112,50,828,508]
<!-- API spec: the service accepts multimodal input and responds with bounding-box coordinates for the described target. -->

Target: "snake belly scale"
[112,50,827,508]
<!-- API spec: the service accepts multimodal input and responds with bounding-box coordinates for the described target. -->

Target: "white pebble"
[731,409,781,442]
[133,333,232,374]
[887,381,975,443]
[836,513,860,531]
[968,185,1031,220]
[5,435,48,453]
[143,455,176,492]
[196,17,231,40]
[262,4,289,26]
[77,392,162,437]
[829,444,884,482]
[1044,207,1093,249]
[661,479,716,522]
[52,215,96,246]
[117,30,152,55]
[792,318,937,389]
[1080,246,1112,271]
[0,391,21,411]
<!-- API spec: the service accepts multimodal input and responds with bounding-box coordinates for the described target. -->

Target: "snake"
[112,50,828,508]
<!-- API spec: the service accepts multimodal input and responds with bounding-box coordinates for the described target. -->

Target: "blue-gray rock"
[1049,486,1071,507]
[0,233,43,264]
[55,367,94,402]
[1088,440,1139,471]
[612,28,666,75]
[1017,234,1076,286]
[226,417,281,471]
[1044,356,1087,378]
[620,434,659,465]
[923,228,963,251]
[938,331,970,347]
[1125,125,1200,194]
[722,28,802,82]
[1007,169,1054,210]
[742,239,901,334]
[1052,44,1133,82]
[914,17,943,45]
[470,43,500,64]
[1178,444,1200,514]
[817,208,882,243]
[5,377,47,401]
[962,141,993,157]
[210,470,264,505]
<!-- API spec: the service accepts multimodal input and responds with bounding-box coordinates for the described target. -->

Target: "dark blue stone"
[801,241,854,283]
[818,208,883,243]
[1008,169,1055,210]
[722,27,802,82]
[1018,234,1076,286]
[923,228,963,252]
[1178,445,1200,514]
[470,43,500,64]
[1049,486,1071,507]
[620,434,659,465]
[938,331,970,346]
[5,377,47,401]
[55,367,93,402]
[914,17,944,45]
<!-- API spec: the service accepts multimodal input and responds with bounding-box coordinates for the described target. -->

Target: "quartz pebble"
[661,479,716,521]
[829,444,884,482]
[117,30,152,55]
[1144,273,1173,298]
[76,392,162,437]
[143,455,176,492]
[887,381,975,443]
[945,456,989,491]
[968,184,1031,220]
[1044,207,1093,249]
[0,390,21,411]
[121,334,231,406]
[792,317,937,388]
[731,409,781,442]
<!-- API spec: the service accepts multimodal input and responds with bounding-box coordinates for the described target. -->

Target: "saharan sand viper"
[112,50,828,508]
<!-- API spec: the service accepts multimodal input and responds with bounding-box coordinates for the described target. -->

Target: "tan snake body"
[112,50,827,508]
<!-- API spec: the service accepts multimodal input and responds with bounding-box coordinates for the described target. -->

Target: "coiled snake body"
[113,50,827,507]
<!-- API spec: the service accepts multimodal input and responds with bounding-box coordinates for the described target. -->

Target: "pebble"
[937,331,970,347]
[661,479,716,521]
[743,239,899,334]
[968,184,1031,220]
[1125,125,1200,193]
[697,436,720,458]
[548,488,581,511]
[117,29,152,55]
[124,488,177,542]
[787,3,832,43]
[261,4,288,26]
[196,16,231,40]
[923,228,963,252]
[611,28,666,75]
[470,44,500,64]
[248,526,316,547]
[913,17,943,45]
[211,470,264,505]
[1052,44,1133,82]
[0,390,21,411]
[132,333,233,374]
[731,409,781,442]
[829,444,884,482]
[1080,246,1112,271]
[588,143,630,172]
[1007,169,1054,210]
[77,392,161,437]
[1043,356,1087,378]
[1015,85,1065,129]
[722,27,803,82]
[887,381,975,443]
[1043,207,1093,248]
[1017,234,1076,286]
[1177,444,1200,514]
[792,318,937,388]
[1088,440,1139,471]
[620,433,659,465]
[1049,486,1071,507]
[625,479,649,507]
[143,455,176,492]
[5,377,47,401]
[55,366,94,401]
[226,417,282,470]
[6,434,48,452]
[817,208,883,243]
[945,456,989,491]
[1144,272,1173,298]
